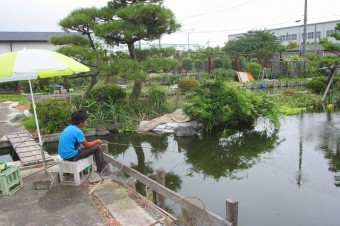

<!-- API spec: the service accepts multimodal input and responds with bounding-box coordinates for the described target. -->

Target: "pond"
[46,112,340,226]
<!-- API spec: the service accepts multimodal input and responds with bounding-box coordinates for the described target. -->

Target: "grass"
[21,116,36,132]
[0,94,31,105]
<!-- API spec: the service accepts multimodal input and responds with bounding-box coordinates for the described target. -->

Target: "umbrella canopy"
[0,49,90,173]
[0,49,89,81]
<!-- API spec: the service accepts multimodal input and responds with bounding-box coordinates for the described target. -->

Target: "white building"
[0,32,79,54]
[228,20,340,45]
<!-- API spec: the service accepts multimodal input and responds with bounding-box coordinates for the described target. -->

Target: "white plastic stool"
[58,155,94,186]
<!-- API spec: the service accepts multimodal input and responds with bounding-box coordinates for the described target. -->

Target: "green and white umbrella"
[0,49,90,172]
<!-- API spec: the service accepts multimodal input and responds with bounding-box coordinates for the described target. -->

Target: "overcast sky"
[0,0,339,47]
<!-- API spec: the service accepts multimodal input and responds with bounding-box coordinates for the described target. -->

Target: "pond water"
[45,112,340,226]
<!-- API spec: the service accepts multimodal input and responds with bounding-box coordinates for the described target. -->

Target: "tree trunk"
[127,42,143,101]
[130,80,142,101]
[85,74,98,98]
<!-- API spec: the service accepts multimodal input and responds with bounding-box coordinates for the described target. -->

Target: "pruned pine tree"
[320,23,340,58]
[50,8,106,97]
[319,23,340,88]
[95,2,180,101]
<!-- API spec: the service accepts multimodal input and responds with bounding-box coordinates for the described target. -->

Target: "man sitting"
[58,109,108,174]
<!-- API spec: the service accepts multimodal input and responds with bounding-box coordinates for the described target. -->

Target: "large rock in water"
[96,129,110,136]
[174,125,196,137]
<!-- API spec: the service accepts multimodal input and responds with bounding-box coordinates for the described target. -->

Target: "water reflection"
[177,128,280,180]
[106,133,182,193]
[315,112,340,187]
[106,126,280,182]
[41,112,340,226]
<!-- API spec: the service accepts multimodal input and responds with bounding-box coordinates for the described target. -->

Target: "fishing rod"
[105,140,184,155]
[106,141,166,152]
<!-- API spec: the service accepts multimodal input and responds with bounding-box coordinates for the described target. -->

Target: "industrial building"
[228,20,340,45]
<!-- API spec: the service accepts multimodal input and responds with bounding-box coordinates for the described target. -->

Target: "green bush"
[305,78,327,94]
[147,86,169,113]
[0,81,18,91]
[160,73,180,85]
[148,86,166,105]
[36,100,73,134]
[90,84,126,103]
[282,88,296,96]
[21,116,37,132]
[245,62,262,79]
[184,79,279,131]
[178,77,199,93]
[214,68,236,81]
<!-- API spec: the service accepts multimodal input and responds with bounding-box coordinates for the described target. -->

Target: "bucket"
[101,140,108,153]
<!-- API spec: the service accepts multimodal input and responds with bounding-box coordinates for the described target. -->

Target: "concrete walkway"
[0,101,26,141]
[0,101,173,225]
[0,165,106,226]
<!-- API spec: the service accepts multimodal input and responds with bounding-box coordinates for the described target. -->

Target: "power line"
[177,0,255,19]
[173,15,340,35]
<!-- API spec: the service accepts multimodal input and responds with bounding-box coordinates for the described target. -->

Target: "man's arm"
[81,139,103,148]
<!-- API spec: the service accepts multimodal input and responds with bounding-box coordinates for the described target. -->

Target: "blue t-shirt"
[58,125,85,160]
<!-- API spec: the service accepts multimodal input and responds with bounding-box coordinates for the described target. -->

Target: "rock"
[96,129,110,136]
[106,123,122,133]
[84,128,96,136]
[10,113,25,123]
[174,126,196,137]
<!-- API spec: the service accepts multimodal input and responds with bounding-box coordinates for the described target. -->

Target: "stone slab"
[93,181,161,226]
[107,198,160,226]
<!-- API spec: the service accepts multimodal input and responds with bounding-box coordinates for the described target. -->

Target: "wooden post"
[226,199,238,226]
[146,186,154,202]
[156,169,165,208]
[322,63,337,102]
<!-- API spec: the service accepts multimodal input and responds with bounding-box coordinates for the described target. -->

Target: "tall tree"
[50,8,106,97]
[320,23,340,58]
[223,30,283,66]
[95,2,180,101]
[319,23,340,85]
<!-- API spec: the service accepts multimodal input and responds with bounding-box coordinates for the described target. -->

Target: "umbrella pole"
[28,78,48,174]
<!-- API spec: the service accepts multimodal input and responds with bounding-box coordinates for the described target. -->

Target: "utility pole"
[302,0,307,75]
[314,24,317,53]
[302,0,307,57]
[206,40,211,48]
[187,29,195,51]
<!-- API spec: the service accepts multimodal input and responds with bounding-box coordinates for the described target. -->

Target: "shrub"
[148,86,166,105]
[181,58,192,73]
[282,88,296,96]
[184,79,279,131]
[36,100,73,134]
[245,62,262,79]
[21,116,37,132]
[160,73,180,85]
[214,68,236,81]
[90,84,126,103]
[147,86,169,114]
[305,78,327,94]
[178,77,199,93]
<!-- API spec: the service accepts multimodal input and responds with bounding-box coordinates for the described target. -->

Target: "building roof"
[0,31,80,42]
